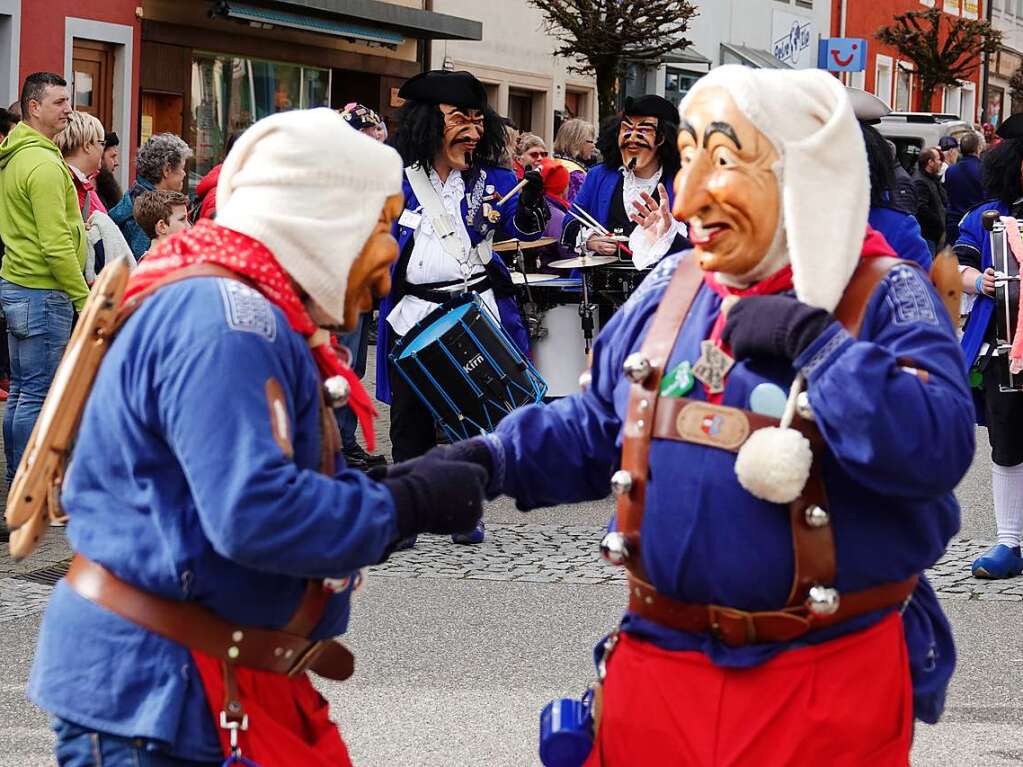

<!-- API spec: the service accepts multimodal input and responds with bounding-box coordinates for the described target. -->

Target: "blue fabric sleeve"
[793,264,975,497]
[157,328,398,577]
[492,308,628,510]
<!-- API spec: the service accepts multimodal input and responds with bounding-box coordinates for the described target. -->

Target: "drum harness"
[593,256,930,686]
[402,166,496,304]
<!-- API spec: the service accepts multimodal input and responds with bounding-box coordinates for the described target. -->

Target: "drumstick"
[496,178,529,207]
[570,204,610,236]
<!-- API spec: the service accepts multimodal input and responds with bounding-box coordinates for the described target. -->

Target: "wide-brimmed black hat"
[998,113,1023,140]
[623,95,678,126]
[398,70,486,110]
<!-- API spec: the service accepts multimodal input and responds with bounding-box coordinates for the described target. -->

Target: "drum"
[524,277,597,398]
[391,293,547,441]
[987,214,1023,391]
[592,262,651,308]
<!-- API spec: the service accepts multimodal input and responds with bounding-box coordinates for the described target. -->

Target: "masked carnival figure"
[375,70,550,546]
[956,113,1023,580]
[563,95,688,271]
[22,110,489,766]
[437,66,975,766]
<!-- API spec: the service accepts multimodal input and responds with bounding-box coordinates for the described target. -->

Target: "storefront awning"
[246,0,483,42]
[662,46,712,69]
[223,3,406,46]
[720,43,792,69]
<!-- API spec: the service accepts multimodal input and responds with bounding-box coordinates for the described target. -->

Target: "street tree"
[528,0,698,117]
[876,8,1001,112]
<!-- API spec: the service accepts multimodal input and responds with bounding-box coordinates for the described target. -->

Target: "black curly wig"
[392,100,507,171]
[861,123,896,208]
[983,138,1023,206]
[597,113,680,180]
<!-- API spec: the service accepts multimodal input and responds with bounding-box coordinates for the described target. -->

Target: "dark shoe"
[452,520,485,545]
[342,450,369,472]
[393,535,417,551]
[344,444,386,468]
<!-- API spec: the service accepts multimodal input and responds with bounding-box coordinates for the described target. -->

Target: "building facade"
[833,0,984,123]
[988,0,1023,126]
[0,0,141,189]
[428,0,598,145]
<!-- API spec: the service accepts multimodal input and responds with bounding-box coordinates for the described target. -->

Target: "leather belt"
[627,573,919,647]
[403,273,491,304]
[65,555,354,681]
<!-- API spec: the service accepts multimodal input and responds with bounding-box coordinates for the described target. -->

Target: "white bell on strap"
[734,374,813,504]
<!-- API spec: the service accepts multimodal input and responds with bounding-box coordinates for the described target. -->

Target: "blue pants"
[0,280,73,483]
[53,718,219,766]
[334,313,369,451]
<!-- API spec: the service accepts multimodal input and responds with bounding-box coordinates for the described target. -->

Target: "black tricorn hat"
[997,112,1023,140]
[623,95,678,125]
[398,70,486,110]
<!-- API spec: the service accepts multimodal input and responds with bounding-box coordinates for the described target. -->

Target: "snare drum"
[391,293,547,441]
[989,215,1023,391]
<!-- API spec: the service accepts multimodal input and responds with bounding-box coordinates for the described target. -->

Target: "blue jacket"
[375,165,537,404]
[945,156,984,242]
[869,205,933,271]
[29,277,399,760]
[107,178,155,259]
[565,164,676,233]
[955,199,1005,369]
[486,251,974,723]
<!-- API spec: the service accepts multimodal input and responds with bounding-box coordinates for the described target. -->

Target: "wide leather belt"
[65,555,354,681]
[627,572,919,648]
[650,396,822,452]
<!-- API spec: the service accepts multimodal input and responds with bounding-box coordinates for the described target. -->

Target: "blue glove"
[722,294,834,362]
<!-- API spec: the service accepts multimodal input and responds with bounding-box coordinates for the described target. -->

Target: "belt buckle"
[707,605,756,646]
[287,640,326,677]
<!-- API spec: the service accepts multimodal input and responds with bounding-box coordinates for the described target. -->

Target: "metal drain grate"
[14,559,71,585]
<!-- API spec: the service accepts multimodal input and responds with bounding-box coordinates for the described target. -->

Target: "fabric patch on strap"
[219,279,278,340]
[885,266,938,327]
[265,377,293,459]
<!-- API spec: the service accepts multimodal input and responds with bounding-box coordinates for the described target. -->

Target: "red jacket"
[194,163,222,220]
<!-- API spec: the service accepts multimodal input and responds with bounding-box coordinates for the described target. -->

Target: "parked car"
[877,112,974,173]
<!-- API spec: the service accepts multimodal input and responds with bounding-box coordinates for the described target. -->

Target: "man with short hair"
[95,130,122,210]
[945,131,984,244]
[0,72,87,484]
[939,134,960,169]
[913,146,948,253]
[133,189,191,254]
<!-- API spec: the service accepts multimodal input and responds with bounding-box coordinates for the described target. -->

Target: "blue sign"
[817,38,868,72]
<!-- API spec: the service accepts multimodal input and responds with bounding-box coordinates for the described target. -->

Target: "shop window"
[664,69,701,107]
[944,84,962,115]
[988,85,1005,126]
[895,63,913,112]
[191,51,331,184]
[875,55,893,107]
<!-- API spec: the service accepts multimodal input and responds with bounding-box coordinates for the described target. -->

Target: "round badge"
[749,382,788,418]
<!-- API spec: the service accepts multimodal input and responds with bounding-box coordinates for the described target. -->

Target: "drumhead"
[399,299,476,356]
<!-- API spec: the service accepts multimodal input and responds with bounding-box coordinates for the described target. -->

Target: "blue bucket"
[539,697,593,767]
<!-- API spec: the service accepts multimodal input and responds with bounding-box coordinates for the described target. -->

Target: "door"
[72,40,114,129]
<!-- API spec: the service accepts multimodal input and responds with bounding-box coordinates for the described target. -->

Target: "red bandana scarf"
[122,219,378,450]
[697,226,897,402]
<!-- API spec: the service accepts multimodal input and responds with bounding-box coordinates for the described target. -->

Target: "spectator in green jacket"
[0,72,85,484]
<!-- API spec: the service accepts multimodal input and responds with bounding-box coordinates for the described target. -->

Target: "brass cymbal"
[548,255,619,270]
[492,237,558,253]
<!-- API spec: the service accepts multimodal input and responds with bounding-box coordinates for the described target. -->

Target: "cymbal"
[511,272,559,285]
[548,255,619,270]
[493,237,558,253]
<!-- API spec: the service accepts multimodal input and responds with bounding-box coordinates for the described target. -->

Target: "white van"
[877,112,974,172]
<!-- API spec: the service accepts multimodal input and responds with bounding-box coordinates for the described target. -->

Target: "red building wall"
[17,0,141,178]
[832,0,984,119]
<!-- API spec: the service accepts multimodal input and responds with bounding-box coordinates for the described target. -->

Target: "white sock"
[992,462,1023,549]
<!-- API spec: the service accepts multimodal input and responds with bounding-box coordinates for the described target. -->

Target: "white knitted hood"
[216,108,404,324]
[679,66,869,312]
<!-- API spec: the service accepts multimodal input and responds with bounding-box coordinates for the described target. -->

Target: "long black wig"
[983,138,1023,206]
[596,112,681,180]
[391,100,508,171]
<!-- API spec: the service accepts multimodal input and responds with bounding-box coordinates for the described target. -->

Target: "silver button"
[610,470,633,497]
[795,391,814,422]
[324,376,351,408]
[807,585,840,616]
[804,505,829,528]
[599,531,630,566]
[623,353,652,383]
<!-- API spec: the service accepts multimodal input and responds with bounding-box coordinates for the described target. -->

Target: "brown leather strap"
[112,263,246,332]
[221,661,246,725]
[617,256,705,559]
[66,555,354,681]
[834,256,913,336]
[627,572,918,647]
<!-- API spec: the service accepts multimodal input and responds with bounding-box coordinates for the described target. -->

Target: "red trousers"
[191,651,354,767]
[585,613,913,767]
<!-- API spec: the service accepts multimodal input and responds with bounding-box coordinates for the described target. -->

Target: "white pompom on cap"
[734,425,813,504]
